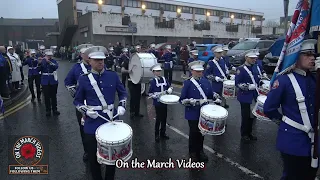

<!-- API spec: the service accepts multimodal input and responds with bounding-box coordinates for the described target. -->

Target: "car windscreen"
[231,41,257,50]
[196,46,207,51]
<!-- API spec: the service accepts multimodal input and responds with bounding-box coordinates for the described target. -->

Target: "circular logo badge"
[13,136,44,165]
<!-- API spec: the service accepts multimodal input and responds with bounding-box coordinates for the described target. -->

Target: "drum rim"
[97,150,133,165]
[198,122,226,135]
[200,104,228,121]
[96,122,133,144]
[159,94,180,104]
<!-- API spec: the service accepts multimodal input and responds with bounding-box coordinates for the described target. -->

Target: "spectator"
[174,41,181,64]
[0,46,10,99]
[15,45,25,86]
[0,46,12,97]
[114,42,124,57]
[180,45,189,77]
[7,46,22,91]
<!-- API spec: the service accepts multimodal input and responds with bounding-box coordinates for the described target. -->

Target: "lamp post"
[141,4,146,15]
[206,11,210,21]
[230,14,234,24]
[98,0,103,13]
[247,17,255,38]
[177,8,181,18]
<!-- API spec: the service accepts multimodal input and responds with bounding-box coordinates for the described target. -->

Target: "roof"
[145,0,264,16]
[0,18,59,26]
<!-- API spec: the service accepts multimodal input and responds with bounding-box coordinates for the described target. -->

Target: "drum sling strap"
[80,62,88,74]
[213,59,226,79]
[190,77,207,100]
[243,65,259,94]
[283,73,318,168]
[155,77,167,93]
[87,73,114,120]
[256,65,262,76]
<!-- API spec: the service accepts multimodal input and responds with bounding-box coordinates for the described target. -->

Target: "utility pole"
[284,0,289,34]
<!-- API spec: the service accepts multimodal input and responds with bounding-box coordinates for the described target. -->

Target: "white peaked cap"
[189,60,205,71]
[109,46,114,51]
[190,50,199,55]
[39,45,45,50]
[78,44,94,51]
[122,48,128,52]
[80,47,89,54]
[30,49,36,54]
[44,49,53,55]
[135,45,141,49]
[212,46,224,53]
[150,63,162,71]
[7,46,13,51]
[222,45,229,51]
[165,45,171,49]
[85,46,107,59]
[300,39,317,54]
[150,44,156,48]
[245,50,258,58]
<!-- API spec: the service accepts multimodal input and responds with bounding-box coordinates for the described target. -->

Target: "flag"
[310,0,320,32]
[270,0,312,86]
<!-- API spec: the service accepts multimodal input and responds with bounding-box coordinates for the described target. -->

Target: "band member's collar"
[244,62,252,66]
[192,76,201,80]
[293,68,307,76]
[214,57,220,61]
[91,68,105,75]
[82,60,88,65]
[154,75,161,79]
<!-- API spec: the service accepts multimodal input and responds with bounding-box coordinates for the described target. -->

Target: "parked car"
[195,44,221,62]
[263,36,285,74]
[227,39,274,67]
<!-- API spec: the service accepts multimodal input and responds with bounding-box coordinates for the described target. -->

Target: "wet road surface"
[0,60,283,180]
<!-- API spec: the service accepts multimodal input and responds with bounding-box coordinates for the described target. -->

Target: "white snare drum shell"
[200,104,228,121]
[96,122,132,144]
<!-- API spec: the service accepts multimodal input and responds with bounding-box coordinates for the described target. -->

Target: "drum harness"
[282,73,318,168]
[212,59,227,79]
[243,66,259,94]
[149,77,167,98]
[66,62,89,96]
[87,73,115,121]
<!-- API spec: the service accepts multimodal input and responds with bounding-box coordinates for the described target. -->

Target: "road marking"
[0,95,31,120]
[166,124,264,179]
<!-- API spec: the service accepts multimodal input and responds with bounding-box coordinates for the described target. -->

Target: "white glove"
[117,106,126,116]
[86,109,99,119]
[213,92,220,99]
[189,98,197,106]
[230,75,235,80]
[166,87,173,94]
[150,94,159,99]
[214,99,222,104]
[199,99,208,105]
[67,86,76,98]
[170,61,173,68]
[315,57,320,70]
[181,99,191,106]
[232,67,237,71]
[263,73,268,78]
[248,84,256,90]
[215,76,223,82]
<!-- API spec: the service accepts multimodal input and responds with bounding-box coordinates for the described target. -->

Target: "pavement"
[0,59,299,180]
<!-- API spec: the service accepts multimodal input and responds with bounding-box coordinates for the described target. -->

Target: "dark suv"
[226,39,274,66]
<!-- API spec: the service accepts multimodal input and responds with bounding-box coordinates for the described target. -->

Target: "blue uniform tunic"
[64,62,91,88]
[204,58,228,95]
[37,59,59,85]
[148,76,170,106]
[23,57,40,76]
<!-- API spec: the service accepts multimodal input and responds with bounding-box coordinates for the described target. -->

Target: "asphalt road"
[0,60,284,180]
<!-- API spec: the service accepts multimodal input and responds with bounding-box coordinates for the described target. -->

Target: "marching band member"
[253,50,268,81]
[105,46,116,70]
[222,45,236,71]
[120,48,130,87]
[36,45,45,59]
[74,46,127,180]
[130,45,141,54]
[263,39,319,179]
[37,50,60,117]
[205,46,229,108]
[64,45,94,162]
[161,45,175,85]
[148,43,158,58]
[187,50,198,77]
[180,60,220,162]
[235,50,259,142]
[148,63,173,142]
[23,49,41,102]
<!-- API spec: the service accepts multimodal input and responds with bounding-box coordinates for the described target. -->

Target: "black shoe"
[160,134,169,140]
[241,135,251,142]
[189,153,199,162]
[135,114,144,118]
[52,110,60,116]
[199,151,209,162]
[249,134,257,141]
[37,98,41,102]
[155,136,160,142]
[130,113,135,119]
[31,97,35,102]
[83,152,88,162]
[46,111,51,117]
[224,104,229,109]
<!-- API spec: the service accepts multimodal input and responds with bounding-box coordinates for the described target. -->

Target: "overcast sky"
[0,0,299,21]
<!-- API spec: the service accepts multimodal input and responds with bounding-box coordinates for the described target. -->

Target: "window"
[256,42,265,49]
[213,10,219,16]
[195,8,205,15]
[116,0,121,6]
[235,13,242,19]
[232,41,258,50]
[151,3,160,9]
[182,6,192,14]
[123,0,128,6]
[132,0,138,7]
[264,41,274,48]
[164,4,171,11]
[127,0,132,7]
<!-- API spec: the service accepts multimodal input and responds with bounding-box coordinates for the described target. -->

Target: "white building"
[57,0,284,47]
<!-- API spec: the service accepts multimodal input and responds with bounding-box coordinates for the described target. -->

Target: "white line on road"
[165,91,264,179]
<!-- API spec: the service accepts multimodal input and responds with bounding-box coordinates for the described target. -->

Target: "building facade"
[0,18,59,50]
[57,0,285,47]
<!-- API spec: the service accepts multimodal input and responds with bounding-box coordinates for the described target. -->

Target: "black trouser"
[188,120,204,155]
[128,81,141,115]
[155,105,167,136]
[0,72,9,97]
[181,60,187,75]
[121,74,128,88]
[75,109,87,153]
[281,153,318,180]
[164,69,173,85]
[85,134,116,180]
[42,84,58,112]
[20,67,24,83]
[28,75,41,98]
[240,103,253,136]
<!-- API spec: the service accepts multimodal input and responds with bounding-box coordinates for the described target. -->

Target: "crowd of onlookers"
[0,45,27,100]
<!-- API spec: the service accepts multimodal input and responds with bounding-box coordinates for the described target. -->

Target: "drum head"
[201,104,228,119]
[129,53,157,84]
[159,94,180,104]
[257,95,267,103]
[96,122,132,143]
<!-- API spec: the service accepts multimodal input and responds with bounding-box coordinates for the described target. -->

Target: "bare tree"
[265,20,280,27]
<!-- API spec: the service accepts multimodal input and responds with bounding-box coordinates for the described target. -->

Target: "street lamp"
[230,14,235,19]
[252,17,256,21]
[141,4,146,10]
[177,8,181,13]
[206,12,210,16]
[98,0,103,5]
[230,14,234,24]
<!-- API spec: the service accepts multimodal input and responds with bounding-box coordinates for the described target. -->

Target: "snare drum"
[252,95,271,121]
[258,80,270,95]
[159,94,180,105]
[198,104,228,135]
[129,53,157,84]
[222,80,236,98]
[95,121,133,165]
